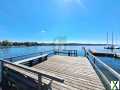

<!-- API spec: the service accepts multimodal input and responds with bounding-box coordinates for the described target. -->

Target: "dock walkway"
[32,55,105,90]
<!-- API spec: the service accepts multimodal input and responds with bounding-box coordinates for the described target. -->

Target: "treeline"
[0,40,107,47]
[0,40,39,46]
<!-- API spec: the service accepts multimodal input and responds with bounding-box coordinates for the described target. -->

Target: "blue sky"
[0,0,120,43]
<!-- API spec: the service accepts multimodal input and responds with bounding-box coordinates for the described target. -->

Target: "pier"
[0,49,106,90]
[32,55,105,90]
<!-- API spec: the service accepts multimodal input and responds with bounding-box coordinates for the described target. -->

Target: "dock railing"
[3,50,54,62]
[0,59,64,90]
[0,49,79,89]
[83,47,120,89]
[3,49,78,62]
[54,49,78,56]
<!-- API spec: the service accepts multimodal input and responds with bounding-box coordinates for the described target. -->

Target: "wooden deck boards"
[33,55,105,90]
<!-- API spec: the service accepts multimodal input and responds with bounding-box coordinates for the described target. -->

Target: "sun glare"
[63,0,86,8]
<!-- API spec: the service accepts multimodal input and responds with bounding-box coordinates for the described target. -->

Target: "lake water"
[0,45,120,81]
[0,45,117,59]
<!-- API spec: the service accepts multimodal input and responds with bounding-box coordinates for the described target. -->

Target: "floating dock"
[91,50,120,58]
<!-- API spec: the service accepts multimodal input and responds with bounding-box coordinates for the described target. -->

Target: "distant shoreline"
[0,40,111,47]
[0,43,108,48]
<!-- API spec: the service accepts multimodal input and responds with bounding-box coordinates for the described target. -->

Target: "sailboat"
[104,32,120,49]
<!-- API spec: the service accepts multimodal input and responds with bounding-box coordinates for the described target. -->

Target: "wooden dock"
[32,55,105,90]
[91,50,120,58]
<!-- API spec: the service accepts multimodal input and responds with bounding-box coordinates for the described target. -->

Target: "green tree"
[1,40,12,46]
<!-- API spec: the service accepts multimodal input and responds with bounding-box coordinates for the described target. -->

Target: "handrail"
[86,52,111,89]
[54,49,78,56]
[85,48,120,80]
[14,54,48,64]
[0,49,78,83]
[4,49,78,61]
[0,59,64,83]
[3,50,53,61]
[83,47,120,89]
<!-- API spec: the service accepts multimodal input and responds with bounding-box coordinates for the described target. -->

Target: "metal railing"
[54,49,78,56]
[3,49,78,62]
[3,50,54,62]
[83,47,120,89]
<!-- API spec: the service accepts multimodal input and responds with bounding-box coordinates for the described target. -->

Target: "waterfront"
[0,45,120,89]
[0,45,120,75]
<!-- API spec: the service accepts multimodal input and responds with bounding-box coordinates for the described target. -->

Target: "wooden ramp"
[33,55,105,90]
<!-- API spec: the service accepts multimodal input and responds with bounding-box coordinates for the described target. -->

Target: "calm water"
[0,45,120,79]
[0,46,84,59]
[0,46,53,59]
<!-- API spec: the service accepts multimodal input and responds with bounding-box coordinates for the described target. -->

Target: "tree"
[1,40,12,46]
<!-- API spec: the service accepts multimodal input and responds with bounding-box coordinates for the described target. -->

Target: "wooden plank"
[35,63,103,84]
[36,61,102,82]
[34,65,104,90]
[33,55,105,90]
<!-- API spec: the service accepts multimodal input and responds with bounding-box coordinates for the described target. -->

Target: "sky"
[0,0,120,44]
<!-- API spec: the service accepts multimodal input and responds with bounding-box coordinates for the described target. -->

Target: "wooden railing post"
[75,50,76,56]
[1,61,6,90]
[68,51,70,56]
[76,50,77,56]
[1,61,3,84]
[54,50,56,55]
[38,74,42,90]
[74,50,76,56]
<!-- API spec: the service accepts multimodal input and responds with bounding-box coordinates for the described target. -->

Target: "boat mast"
[116,33,117,46]
[112,32,114,47]
[107,32,108,47]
